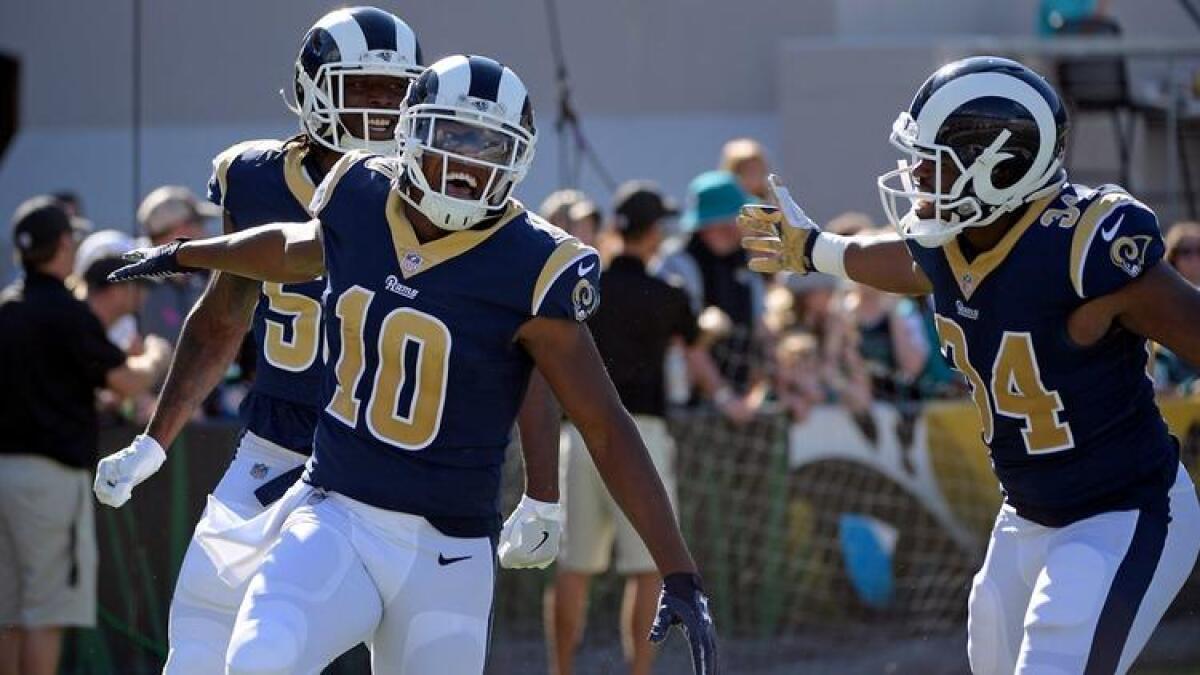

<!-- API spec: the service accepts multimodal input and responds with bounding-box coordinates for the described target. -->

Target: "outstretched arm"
[176,219,325,282]
[146,214,261,449]
[110,220,325,285]
[741,205,932,295]
[740,175,931,295]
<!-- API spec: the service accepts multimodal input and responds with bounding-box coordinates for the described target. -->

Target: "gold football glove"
[739,204,817,275]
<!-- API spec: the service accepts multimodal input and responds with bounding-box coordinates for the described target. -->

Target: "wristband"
[812,233,851,279]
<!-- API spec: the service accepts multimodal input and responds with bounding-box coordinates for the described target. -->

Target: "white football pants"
[223,489,496,675]
[163,431,308,675]
[967,464,1200,675]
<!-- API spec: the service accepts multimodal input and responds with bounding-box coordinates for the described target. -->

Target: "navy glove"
[107,239,196,282]
[649,573,717,674]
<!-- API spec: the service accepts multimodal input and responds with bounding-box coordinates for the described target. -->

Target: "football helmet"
[877,56,1069,247]
[289,7,423,154]
[396,55,537,231]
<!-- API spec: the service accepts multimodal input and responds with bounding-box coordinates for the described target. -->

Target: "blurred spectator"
[768,272,873,417]
[658,171,765,394]
[538,189,588,230]
[1155,221,1200,392]
[1037,0,1112,34]
[566,197,601,246]
[1167,221,1200,286]
[548,181,749,675]
[568,196,623,264]
[51,191,84,219]
[0,197,169,675]
[719,138,771,201]
[773,331,825,423]
[136,186,219,343]
[75,230,143,352]
[840,229,931,402]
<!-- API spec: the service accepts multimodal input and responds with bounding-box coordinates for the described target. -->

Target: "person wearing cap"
[75,230,147,351]
[539,189,589,230]
[136,185,220,343]
[657,170,767,395]
[547,180,749,675]
[0,197,170,675]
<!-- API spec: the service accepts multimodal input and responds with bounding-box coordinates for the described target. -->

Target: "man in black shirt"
[658,170,766,392]
[547,182,748,675]
[0,197,168,675]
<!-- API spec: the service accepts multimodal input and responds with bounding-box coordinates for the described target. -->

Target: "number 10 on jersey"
[326,285,452,450]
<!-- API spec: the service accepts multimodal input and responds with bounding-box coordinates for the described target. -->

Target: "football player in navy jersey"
[92,9,563,673]
[108,55,716,674]
[742,56,1200,674]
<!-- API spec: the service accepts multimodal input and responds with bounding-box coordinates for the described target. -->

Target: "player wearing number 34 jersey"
[107,54,717,674]
[742,57,1200,674]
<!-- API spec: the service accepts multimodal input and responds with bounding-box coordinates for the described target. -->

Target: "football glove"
[497,494,563,569]
[738,174,821,275]
[107,239,196,283]
[649,572,718,675]
[94,434,167,508]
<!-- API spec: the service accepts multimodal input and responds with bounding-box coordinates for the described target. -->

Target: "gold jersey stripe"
[1068,189,1135,298]
[531,237,595,316]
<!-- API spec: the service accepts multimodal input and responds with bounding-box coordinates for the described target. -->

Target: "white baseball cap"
[137,186,221,237]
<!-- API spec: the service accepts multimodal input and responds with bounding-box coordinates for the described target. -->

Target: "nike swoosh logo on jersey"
[529,531,551,553]
[578,260,596,276]
[1100,213,1125,242]
[438,553,472,566]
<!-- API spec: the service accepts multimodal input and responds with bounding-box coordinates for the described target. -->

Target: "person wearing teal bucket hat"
[658,170,764,393]
[680,170,750,232]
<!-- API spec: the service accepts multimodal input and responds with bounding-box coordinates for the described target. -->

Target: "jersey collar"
[943,189,1061,300]
[384,193,522,278]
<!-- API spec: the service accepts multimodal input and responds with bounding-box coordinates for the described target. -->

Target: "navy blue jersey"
[208,139,327,452]
[908,183,1175,526]
[306,152,601,536]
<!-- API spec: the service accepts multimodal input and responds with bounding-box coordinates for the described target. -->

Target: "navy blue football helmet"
[878,56,1070,247]
[396,55,537,231]
[290,7,423,154]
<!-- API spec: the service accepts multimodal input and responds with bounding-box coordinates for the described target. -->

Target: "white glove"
[94,434,167,508]
[497,494,563,569]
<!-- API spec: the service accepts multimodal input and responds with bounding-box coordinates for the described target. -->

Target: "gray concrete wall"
[0,0,1194,279]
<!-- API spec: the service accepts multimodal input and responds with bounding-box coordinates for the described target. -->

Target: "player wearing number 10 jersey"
[742,57,1200,674]
[105,54,717,674]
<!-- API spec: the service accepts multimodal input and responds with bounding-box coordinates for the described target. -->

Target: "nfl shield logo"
[250,463,269,480]
[401,251,423,275]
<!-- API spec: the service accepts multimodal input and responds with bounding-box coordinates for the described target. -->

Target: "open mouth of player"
[445,171,481,200]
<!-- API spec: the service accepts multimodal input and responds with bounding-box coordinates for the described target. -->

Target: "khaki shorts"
[558,416,677,575]
[0,454,97,628]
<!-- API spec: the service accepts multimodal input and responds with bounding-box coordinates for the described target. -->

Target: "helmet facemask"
[878,112,1006,248]
[293,54,422,155]
[397,103,536,231]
